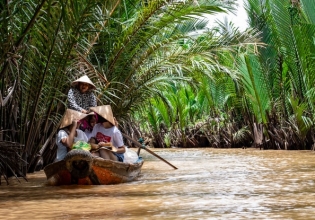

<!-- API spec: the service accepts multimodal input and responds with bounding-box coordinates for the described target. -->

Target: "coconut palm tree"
[0,0,123,181]
[242,0,315,149]
[1,0,243,182]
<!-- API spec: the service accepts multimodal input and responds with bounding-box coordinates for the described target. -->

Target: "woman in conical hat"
[89,105,126,161]
[55,109,89,162]
[67,75,97,114]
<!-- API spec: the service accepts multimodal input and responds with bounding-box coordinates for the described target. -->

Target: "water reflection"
[1,148,315,219]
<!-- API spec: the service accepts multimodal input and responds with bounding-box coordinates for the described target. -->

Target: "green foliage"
[287,96,313,142]
[237,54,270,123]
[4,0,315,181]
[164,132,171,148]
[242,0,315,148]
[0,0,128,178]
[139,0,315,149]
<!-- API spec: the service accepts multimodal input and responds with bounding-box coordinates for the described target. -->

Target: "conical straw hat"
[59,109,89,129]
[71,75,96,90]
[90,105,115,125]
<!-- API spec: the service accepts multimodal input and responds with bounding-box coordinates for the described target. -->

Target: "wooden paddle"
[122,133,178,169]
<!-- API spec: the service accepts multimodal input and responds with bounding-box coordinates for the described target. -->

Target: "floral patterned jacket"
[67,87,97,112]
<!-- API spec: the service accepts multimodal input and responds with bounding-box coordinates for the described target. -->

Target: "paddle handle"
[122,133,178,169]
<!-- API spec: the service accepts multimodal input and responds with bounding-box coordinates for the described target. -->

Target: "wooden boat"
[44,149,144,185]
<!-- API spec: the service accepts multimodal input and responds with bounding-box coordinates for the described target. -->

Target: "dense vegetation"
[137,0,315,150]
[1,0,314,183]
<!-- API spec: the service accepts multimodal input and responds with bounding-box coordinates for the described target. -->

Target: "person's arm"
[88,125,99,150]
[116,145,126,154]
[89,92,97,108]
[61,121,77,150]
[90,142,100,150]
[68,88,84,112]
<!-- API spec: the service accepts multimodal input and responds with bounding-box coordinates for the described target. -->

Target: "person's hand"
[114,117,119,127]
[71,120,78,127]
[81,109,88,114]
[72,119,82,129]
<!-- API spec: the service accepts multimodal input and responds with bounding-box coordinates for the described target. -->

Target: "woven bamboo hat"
[90,105,115,125]
[59,109,90,129]
[71,75,96,90]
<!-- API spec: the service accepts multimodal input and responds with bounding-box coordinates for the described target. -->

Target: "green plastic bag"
[72,141,91,151]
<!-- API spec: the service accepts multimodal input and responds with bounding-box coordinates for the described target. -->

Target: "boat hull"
[44,150,144,185]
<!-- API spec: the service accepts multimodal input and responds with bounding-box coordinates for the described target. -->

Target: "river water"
[1,148,315,220]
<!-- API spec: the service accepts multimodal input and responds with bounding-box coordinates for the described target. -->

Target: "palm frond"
[237,54,270,123]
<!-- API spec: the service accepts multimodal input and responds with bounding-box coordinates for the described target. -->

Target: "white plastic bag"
[123,146,139,163]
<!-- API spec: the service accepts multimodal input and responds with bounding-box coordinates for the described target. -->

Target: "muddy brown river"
[1,148,315,219]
